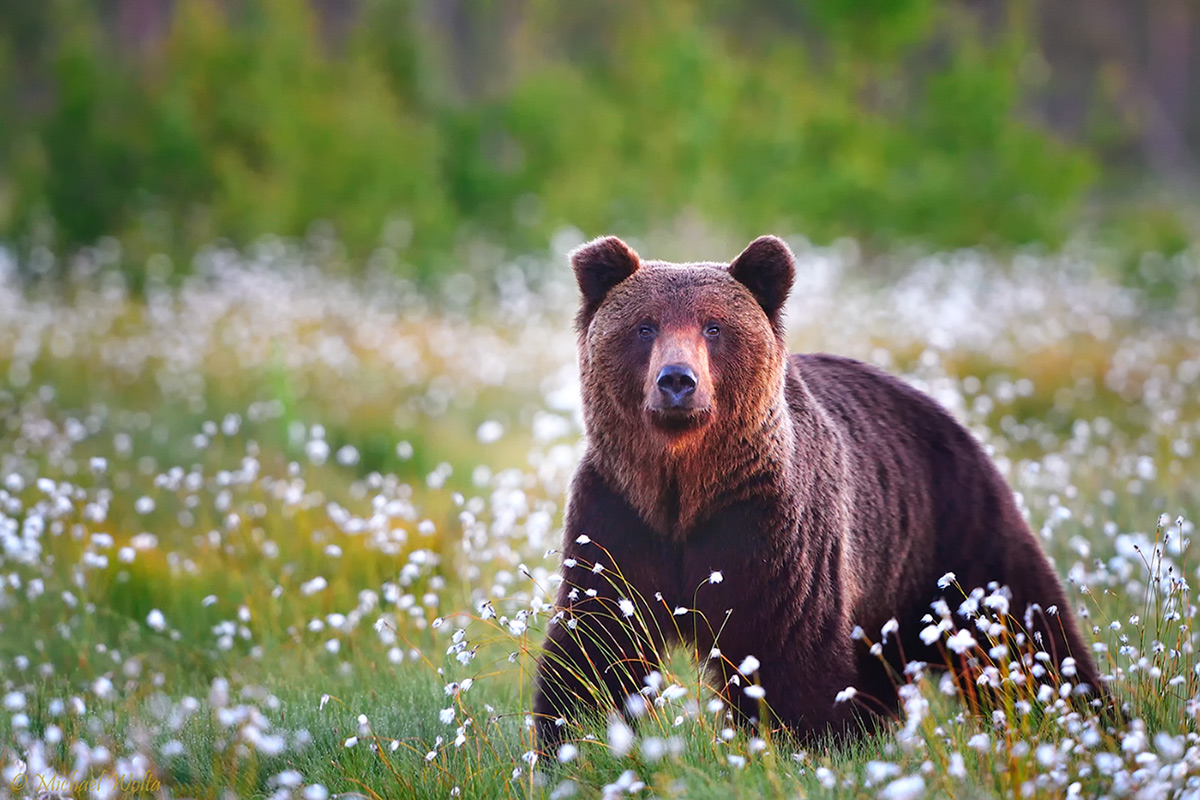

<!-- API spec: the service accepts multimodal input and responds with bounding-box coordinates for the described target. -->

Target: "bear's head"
[571,235,795,447]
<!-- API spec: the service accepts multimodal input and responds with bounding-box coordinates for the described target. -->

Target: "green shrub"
[0,0,1098,275]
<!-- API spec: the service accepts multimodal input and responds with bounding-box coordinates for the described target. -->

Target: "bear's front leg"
[533,592,659,750]
[717,634,872,746]
[533,463,675,751]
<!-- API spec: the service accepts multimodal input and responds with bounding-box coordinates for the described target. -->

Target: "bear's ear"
[729,235,794,333]
[571,236,641,326]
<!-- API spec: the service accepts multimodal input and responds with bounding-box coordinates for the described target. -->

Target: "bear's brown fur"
[533,235,1103,747]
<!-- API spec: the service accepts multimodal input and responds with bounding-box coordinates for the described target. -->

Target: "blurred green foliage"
[0,0,1104,275]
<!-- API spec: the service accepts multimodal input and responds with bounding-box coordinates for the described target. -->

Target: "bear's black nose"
[656,364,697,406]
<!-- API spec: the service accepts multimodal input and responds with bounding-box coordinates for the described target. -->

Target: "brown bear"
[533,235,1103,748]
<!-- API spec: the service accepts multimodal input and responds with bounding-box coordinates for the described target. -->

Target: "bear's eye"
[637,324,656,340]
[703,323,721,339]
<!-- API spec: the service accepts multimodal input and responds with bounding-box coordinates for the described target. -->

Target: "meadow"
[1,234,1199,799]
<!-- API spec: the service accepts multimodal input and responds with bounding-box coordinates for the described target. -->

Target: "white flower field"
[1,236,1198,799]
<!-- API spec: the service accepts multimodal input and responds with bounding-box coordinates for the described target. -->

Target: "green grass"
[0,246,1198,798]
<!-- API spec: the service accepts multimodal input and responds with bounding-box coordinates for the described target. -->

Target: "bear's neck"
[590,383,814,539]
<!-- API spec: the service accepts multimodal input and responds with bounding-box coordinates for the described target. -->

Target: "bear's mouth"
[647,406,713,434]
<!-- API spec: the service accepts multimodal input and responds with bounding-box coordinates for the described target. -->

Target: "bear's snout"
[642,327,714,430]
[655,364,697,406]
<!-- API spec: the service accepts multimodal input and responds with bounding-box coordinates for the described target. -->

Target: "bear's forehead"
[605,263,758,318]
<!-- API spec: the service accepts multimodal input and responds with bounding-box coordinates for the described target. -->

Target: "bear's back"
[789,353,1015,631]
[791,353,976,465]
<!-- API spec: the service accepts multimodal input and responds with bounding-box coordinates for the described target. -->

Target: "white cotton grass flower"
[661,684,687,702]
[744,685,766,700]
[130,532,158,550]
[607,717,635,757]
[272,771,304,789]
[880,775,926,800]
[93,677,114,700]
[618,598,635,617]
[937,572,956,589]
[301,576,328,596]
[249,729,287,756]
[306,439,330,465]
[476,420,504,444]
[946,629,978,654]
[343,736,358,748]
[708,571,723,584]
[867,761,901,783]
[738,655,760,676]
[335,445,359,466]
[982,591,1010,616]
[557,743,578,763]
[641,737,666,762]
[146,609,166,632]
[1156,732,1185,761]
[602,771,645,796]
[896,684,928,744]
